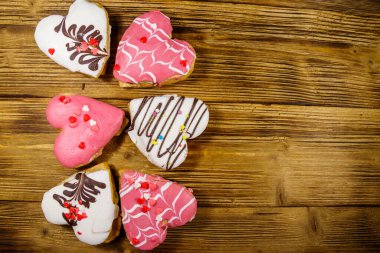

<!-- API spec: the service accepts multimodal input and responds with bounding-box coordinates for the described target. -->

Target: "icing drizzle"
[54,17,108,71]
[114,10,196,85]
[53,172,106,226]
[120,171,197,250]
[127,95,209,170]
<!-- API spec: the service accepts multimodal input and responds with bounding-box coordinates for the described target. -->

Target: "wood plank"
[0,202,379,252]
[1,1,380,107]
[1,99,380,206]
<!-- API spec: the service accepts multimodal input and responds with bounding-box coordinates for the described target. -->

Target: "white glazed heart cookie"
[127,95,209,170]
[35,0,110,78]
[41,163,121,245]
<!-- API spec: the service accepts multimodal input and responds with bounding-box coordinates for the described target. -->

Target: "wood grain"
[1,0,380,251]
[1,202,380,252]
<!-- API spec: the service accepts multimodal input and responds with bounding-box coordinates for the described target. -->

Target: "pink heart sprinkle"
[178,110,182,115]
[156,207,163,214]
[149,183,157,191]
[148,199,156,206]
[91,48,98,55]
[127,178,135,185]
[90,124,99,132]
[73,108,81,116]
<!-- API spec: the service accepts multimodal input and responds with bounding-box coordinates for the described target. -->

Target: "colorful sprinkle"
[149,183,158,191]
[48,48,55,55]
[64,213,71,219]
[90,124,99,132]
[136,198,145,204]
[83,114,91,122]
[89,119,97,126]
[132,238,140,245]
[78,200,83,205]
[180,60,187,67]
[152,111,158,116]
[152,139,157,145]
[81,41,88,51]
[141,182,149,189]
[91,48,98,55]
[141,205,150,213]
[59,96,71,104]
[82,105,90,112]
[73,108,81,116]
[69,116,77,124]
[77,231,82,235]
[78,141,86,150]
[148,199,157,206]
[183,135,187,140]
[158,135,163,140]
[89,37,99,47]
[63,202,69,208]
[181,125,185,131]
[113,64,120,71]
[178,110,182,115]
[134,182,141,189]
[140,36,147,43]
[185,114,189,118]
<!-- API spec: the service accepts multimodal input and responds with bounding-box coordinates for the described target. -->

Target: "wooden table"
[1,0,380,252]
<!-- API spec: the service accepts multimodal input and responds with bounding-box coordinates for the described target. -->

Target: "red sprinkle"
[78,200,83,205]
[64,213,71,219]
[59,96,66,102]
[63,202,69,208]
[132,238,139,245]
[70,214,76,220]
[140,36,147,43]
[48,48,55,55]
[141,182,149,189]
[141,205,150,213]
[89,37,99,47]
[77,231,82,235]
[136,198,145,204]
[69,116,77,124]
[83,114,91,122]
[113,64,120,71]
[180,60,187,67]
[78,141,86,150]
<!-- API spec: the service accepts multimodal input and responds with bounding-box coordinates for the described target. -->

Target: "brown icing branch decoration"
[54,17,108,71]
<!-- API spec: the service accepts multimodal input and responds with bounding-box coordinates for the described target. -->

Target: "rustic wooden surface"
[1,0,380,252]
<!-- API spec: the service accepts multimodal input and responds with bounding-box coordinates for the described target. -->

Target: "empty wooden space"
[1,0,380,252]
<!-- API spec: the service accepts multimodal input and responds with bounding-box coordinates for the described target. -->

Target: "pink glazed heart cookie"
[113,10,196,87]
[46,95,126,168]
[120,170,197,250]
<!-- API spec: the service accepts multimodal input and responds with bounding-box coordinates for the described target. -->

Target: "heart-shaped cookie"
[127,95,209,170]
[41,163,121,245]
[46,94,126,168]
[120,170,197,250]
[113,10,196,87]
[35,0,111,78]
